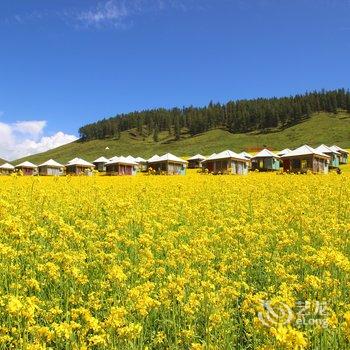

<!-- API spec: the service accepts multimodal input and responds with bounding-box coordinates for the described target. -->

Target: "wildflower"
[7,296,23,316]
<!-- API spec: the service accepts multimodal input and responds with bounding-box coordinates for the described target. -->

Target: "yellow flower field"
[0,172,350,349]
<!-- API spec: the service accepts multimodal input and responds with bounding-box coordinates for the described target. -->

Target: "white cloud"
[73,0,197,29]
[76,0,129,28]
[13,120,46,138]
[0,122,14,147]
[0,120,77,161]
[1,1,201,29]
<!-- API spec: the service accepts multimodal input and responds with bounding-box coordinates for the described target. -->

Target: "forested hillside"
[79,89,350,141]
[15,112,350,165]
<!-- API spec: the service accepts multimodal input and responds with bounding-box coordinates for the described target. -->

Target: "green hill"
[14,111,350,164]
[0,158,6,164]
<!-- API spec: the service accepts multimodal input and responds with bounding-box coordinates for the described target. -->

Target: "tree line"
[78,89,350,141]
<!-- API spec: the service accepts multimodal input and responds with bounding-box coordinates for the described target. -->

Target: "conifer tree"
[174,115,180,140]
[346,92,350,113]
[153,125,159,142]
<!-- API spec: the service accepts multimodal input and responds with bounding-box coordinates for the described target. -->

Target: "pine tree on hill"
[174,115,181,140]
[153,124,159,142]
[113,123,120,140]
[346,92,350,113]
[330,93,338,114]
[305,103,312,117]
[137,117,143,135]
[77,89,350,141]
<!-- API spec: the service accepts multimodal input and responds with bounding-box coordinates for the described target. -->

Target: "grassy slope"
[14,112,350,164]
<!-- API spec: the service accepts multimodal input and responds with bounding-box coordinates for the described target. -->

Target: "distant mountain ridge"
[13,111,350,165]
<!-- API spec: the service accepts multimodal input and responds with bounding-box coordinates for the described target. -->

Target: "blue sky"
[0,0,349,159]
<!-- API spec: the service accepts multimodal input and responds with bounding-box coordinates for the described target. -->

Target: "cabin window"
[301,160,308,169]
[259,160,264,168]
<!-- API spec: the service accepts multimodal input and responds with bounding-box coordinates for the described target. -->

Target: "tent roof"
[66,158,94,167]
[203,150,248,162]
[277,148,292,156]
[109,156,119,162]
[126,155,137,162]
[147,154,160,162]
[157,153,187,164]
[135,156,147,163]
[315,144,340,155]
[39,159,64,168]
[106,156,138,166]
[281,145,330,158]
[253,149,280,158]
[16,161,37,168]
[0,162,15,170]
[187,154,206,161]
[93,156,109,163]
[238,151,253,159]
[147,153,187,164]
[330,145,349,154]
[205,153,217,161]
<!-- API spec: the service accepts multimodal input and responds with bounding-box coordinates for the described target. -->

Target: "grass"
[13,111,350,164]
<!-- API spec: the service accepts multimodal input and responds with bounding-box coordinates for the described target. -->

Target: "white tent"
[93,156,109,171]
[38,159,64,176]
[66,158,94,167]
[126,155,138,163]
[204,150,247,162]
[0,163,15,170]
[147,154,161,163]
[315,144,340,155]
[253,149,280,158]
[330,145,349,154]
[281,145,330,158]
[205,153,217,161]
[277,148,292,157]
[107,156,138,166]
[330,145,349,164]
[201,150,249,175]
[157,153,188,164]
[135,157,147,163]
[93,156,109,163]
[15,161,38,169]
[109,156,120,162]
[188,154,206,161]
[280,145,330,174]
[147,153,187,175]
[39,159,64,168]
[105,156,138,175]
[238,151,253,159]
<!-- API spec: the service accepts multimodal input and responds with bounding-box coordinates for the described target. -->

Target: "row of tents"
[0,144,348,176]
[0,153,187,176]
[192,144,348,174]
